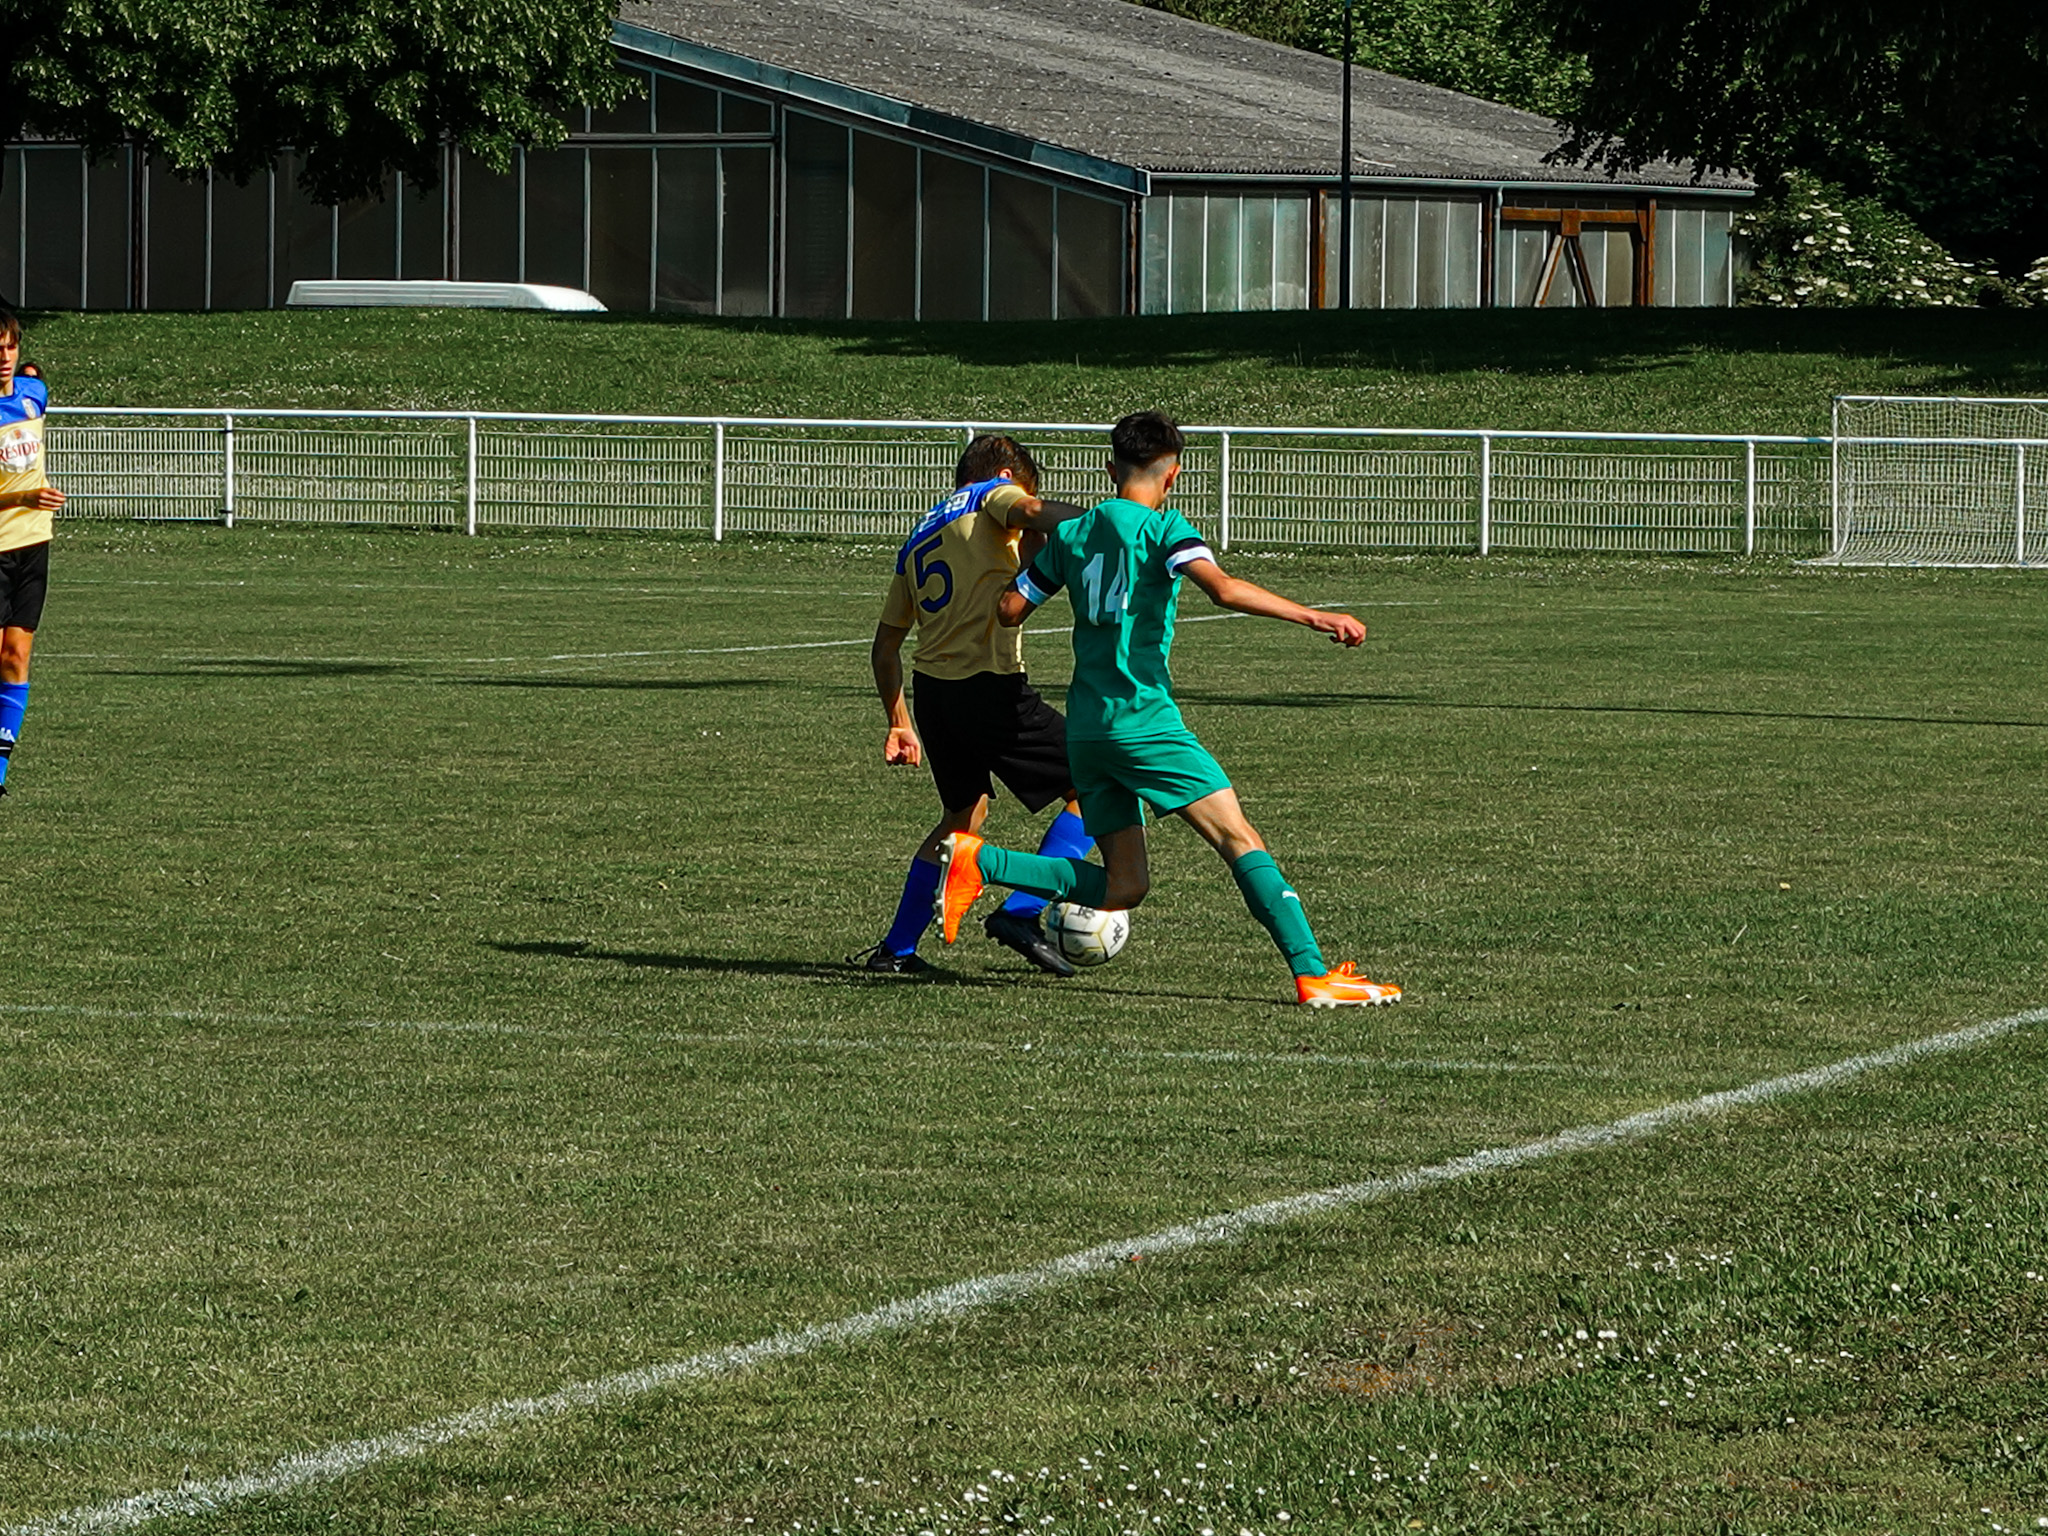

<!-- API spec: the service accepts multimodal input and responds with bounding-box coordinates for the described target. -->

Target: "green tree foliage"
[1132,0,1586,120]
[0,0,627,204]
[1505,0,2048,272]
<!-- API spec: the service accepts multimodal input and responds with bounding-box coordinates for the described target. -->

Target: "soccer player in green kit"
[934,410,1400,1007]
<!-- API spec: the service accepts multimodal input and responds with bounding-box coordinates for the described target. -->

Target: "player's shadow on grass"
[105,658,403,679]
[485,939,1275,1003]
[486,938,1014,988]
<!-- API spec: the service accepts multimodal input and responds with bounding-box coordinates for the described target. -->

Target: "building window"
[525,149,587,289]
[212,171,272,306]
[20,148,84,309]
[852,131,916,320]
[85,149,133,309]
[784,113,850,319]
[920,152,985,321]
[1327,195,1483,308]
[146,162,208,309]
[400,165,447,282]
[337,173,398,282]
[456,151,519,283]
[1056,189,1124,318]
[989,170,1053,321]
[655,147,718,312]
[720,147,774,316]
[657,75,718,135]
[591,67,654,135]
[590,148,653,309]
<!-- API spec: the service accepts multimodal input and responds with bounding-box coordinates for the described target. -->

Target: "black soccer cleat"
[983,908,1076,977]
[848,944,935,975]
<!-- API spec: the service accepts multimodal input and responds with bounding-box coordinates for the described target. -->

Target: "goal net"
[1826,396,2048,566]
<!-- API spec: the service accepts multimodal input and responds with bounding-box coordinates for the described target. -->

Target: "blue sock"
[1000,810,1094,917]
[0,682,26,790]
[881,856,942,955]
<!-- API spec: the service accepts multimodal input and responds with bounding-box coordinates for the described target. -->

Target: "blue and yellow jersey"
[0,375,52,553]
[880,477,1033,680]
[1014,497,1215,741]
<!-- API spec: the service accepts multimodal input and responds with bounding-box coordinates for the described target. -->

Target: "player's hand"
[884,726,922,766]
[1314,612,1366,646]
[30,487,65,511]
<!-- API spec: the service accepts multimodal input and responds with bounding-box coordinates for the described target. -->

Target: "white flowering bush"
[2021,256,2048,306]
[1736,172,1992,307]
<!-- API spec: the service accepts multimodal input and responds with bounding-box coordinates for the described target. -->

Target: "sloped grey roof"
[617,0,1745,190]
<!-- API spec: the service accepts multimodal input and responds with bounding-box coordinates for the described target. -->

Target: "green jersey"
[1014,496,1216,742]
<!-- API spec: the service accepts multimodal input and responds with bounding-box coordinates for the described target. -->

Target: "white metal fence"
[46,408,1836,556]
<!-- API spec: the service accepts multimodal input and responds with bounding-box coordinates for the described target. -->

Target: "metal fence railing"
[45,409,1837,557]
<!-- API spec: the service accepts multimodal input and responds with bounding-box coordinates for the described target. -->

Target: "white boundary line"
[0,1003,1588,1077]
[8,1005,2040,1536]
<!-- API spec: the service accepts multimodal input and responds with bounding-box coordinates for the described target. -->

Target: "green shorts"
[1067,729,1233,837]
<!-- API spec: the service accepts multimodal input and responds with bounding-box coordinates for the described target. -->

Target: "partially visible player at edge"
[934,411,1400,1007]
[855,433,1096,976]
[0,309,64,798]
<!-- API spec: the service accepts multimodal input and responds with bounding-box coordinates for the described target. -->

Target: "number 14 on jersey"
[1079,552,1127,624]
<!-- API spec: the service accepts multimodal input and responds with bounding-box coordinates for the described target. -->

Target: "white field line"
[8,1005,2040,1536]
[0,1003,1585,1077]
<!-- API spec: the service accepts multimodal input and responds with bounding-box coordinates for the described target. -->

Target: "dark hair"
[1110,411,1184,471]
[0,307,19,346]
[955,433,1040,493]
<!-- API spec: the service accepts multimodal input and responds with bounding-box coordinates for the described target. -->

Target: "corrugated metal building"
[0,0,1750,316]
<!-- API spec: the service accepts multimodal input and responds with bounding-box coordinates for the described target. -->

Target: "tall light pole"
[1338,0,1353,310]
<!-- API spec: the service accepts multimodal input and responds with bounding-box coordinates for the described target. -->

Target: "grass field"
[1,523,2043,1534]
[16,305,2048,433]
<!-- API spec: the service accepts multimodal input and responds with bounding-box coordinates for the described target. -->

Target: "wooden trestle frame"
[1501,203,1658,307]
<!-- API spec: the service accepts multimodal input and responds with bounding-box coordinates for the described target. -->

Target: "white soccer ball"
[1043,901,1130,968]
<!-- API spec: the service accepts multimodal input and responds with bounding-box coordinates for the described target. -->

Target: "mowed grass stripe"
[43,605,1306,672]
[0,1002,1590,1075]
[10,1006,2037,1536]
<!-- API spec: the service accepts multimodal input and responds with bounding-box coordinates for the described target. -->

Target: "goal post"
[1824,395,2048,566]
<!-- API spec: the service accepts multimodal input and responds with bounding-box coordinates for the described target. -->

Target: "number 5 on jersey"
[911,533,953,613]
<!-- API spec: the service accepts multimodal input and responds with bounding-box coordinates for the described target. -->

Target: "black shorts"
[912,670,1073,815]
[0,541,50,632]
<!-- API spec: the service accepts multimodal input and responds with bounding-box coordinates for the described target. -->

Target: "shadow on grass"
[486,937,1008,988]
[487,939,1280,1006]
[567,308,2048,393]
[100,657,403,679]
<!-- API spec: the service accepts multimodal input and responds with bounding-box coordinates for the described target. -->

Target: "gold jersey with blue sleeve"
[879,478,1033,680]
[0,375,52,554]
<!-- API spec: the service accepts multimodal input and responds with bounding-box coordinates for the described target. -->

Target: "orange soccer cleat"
[1296,962,1402,1008]
[934,831,987,943]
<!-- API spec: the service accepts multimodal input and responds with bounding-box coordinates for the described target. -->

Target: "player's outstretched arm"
[1007,496,1091,533]
[870,621,923,765]
[0,487,63,511]
[1180,558,1365,646]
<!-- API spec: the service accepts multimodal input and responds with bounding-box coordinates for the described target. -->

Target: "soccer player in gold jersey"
[856,434,1093,975]
[0,309,63,796]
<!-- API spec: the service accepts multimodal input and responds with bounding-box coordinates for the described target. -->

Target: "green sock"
[1230,850,1328,978]
[977,845,1111,908]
